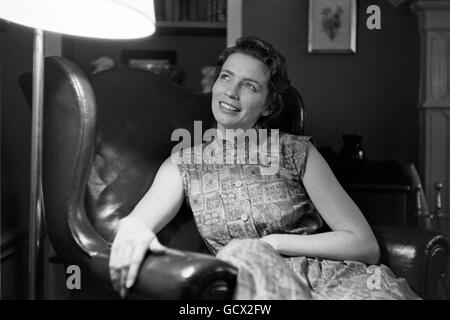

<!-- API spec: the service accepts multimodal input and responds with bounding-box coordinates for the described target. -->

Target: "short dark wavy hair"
[214,36,291,122]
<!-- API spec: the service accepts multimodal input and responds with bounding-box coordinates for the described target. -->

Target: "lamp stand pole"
[28,28,45,300]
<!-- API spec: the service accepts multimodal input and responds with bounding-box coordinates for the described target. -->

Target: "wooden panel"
[422,32,450,107]
[422,106,450,234]
[414,2,450,297]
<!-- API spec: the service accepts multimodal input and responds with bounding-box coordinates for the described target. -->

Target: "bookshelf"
[154,0,227,36]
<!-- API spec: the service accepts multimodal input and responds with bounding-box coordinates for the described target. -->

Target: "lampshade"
[0,0,156,39]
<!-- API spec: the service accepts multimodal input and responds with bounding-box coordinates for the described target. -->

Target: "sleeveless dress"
[172,130,420,300]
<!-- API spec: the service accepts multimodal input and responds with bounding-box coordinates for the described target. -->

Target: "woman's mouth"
[219,101,241,113]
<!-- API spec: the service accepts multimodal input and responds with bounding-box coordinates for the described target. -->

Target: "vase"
[337,134,366,180]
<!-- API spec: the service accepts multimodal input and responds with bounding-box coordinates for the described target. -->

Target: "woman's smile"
[218,101,241,113]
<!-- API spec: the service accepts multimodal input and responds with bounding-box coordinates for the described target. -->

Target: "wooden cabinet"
[335,160,413,227]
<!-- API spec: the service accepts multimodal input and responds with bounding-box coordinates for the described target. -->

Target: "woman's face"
[212,53,271,132]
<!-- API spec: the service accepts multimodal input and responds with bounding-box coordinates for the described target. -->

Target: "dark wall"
[63,34,226,92]
[1,22,33,299]
[1,23,32,234]
[242,0,420,164]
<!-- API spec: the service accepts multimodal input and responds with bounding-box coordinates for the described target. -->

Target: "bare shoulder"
[305,141,323,163]
[160,155,182,177]
[147,156,184,188]
[303,141,335,184]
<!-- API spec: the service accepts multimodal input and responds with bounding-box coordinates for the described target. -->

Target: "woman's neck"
[216,123,256,142]
[215,123,267,147]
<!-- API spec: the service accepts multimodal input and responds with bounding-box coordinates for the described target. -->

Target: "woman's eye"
[244,82,257,91]
[220,73,230,80]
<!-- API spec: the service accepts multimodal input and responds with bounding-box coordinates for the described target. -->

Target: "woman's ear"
[261,105,272,117]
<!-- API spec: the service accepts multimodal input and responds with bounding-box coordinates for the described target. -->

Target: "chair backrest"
[40,56,306,262]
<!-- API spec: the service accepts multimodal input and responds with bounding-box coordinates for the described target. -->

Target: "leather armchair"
[32,56,447,299]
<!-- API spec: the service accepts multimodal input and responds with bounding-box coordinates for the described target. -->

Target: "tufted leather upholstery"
[27,56,448,299]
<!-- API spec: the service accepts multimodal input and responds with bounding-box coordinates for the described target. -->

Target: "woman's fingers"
[109,237,123,292]
[108,216,156,297]
[110,237,153,297]
[125,233,156,289]
[126,242,149,289]
[109,264,121,293]
[120,268,129,298]
[117,239,134,297]
[109,233,131,296]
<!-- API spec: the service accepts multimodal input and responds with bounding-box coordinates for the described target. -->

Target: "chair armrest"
[373,226,448,299]
[90,249,238,300]
[131,250,237,299]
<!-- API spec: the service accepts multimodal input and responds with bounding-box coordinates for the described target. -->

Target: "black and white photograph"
[0,0,449,312]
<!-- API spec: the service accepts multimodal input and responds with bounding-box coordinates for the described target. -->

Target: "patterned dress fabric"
[173,130,420,300]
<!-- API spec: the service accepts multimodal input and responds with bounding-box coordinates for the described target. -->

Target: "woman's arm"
[261,142,380,265]
[127,156,185,233]
[109,156,184,296]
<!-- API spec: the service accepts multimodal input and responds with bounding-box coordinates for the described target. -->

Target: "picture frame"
[308,0,357,54]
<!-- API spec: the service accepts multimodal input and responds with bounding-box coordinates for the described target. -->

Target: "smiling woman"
[109,36,420,300]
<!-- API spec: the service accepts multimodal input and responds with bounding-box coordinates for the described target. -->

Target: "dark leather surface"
[36,56,448,299]
[374,226,448,299]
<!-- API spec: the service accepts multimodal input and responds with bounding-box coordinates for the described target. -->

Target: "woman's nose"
[225,82,240,100]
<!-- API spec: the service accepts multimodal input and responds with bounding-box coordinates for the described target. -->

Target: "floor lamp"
[0,0,156,299]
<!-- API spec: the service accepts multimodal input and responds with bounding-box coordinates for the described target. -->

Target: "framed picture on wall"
[308,0,357,54]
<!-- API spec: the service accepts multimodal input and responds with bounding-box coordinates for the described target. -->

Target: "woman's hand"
[108,157,185,298]
[109,216,163,298]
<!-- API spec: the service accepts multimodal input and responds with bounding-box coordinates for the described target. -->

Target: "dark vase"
[337,134,366,181]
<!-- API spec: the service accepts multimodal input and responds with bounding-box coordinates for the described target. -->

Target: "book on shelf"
[155,0,227,23]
